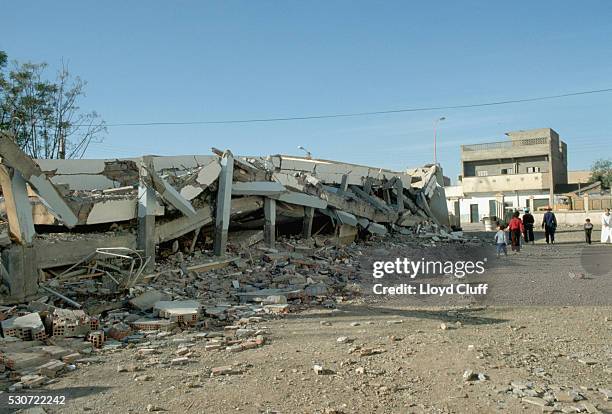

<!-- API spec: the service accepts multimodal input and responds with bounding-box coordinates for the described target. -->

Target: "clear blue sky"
[3,1,612,181]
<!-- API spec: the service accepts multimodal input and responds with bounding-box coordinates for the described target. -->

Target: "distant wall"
[533,211,607,227]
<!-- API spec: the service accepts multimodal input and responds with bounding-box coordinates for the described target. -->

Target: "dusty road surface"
[9,227,612,413]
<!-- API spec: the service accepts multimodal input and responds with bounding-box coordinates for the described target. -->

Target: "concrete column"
[394,179,404,212]
[264,197,276,247]
[338,174,349,195]
[0,166,35,245]
[213,151,234,256]
[363,177,373,194]
[302,206,315,239]
[137,157,156,271]
[0,244,38,303]
[383,189,391,205]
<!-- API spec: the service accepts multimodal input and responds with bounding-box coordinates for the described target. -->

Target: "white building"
[447,128,568,225]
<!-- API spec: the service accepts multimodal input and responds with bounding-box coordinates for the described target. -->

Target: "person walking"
[522,208,535,244]
[542,207,557,244]
[494,223,508,257]
[602,208,612,244]
[507,211,524,252]
[584,218,593,245]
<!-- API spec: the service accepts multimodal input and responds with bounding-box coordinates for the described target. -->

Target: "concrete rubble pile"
[0,130,465,390]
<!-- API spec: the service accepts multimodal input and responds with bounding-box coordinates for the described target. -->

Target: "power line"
[71,87,612,128]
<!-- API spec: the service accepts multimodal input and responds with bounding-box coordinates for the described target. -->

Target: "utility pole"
[433,117,446,165]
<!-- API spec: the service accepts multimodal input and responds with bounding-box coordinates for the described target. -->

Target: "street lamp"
[433,116,446,165]
[297,145,312,159]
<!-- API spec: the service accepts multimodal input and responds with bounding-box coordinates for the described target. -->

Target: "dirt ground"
[8,227,612,413]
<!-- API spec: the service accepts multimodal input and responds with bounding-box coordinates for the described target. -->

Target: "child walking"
[494,224,508,257]
[584,218,593,244]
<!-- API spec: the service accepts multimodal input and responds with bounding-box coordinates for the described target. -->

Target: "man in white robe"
[602,208,612,244]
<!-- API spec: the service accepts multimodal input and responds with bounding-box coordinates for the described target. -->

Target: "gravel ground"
[6,227,612,414]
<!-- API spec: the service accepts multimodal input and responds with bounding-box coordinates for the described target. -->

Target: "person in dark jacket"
[507,211,524,252]
[522,208,535,244]
[584,218,593,244]
[542,207,557,244]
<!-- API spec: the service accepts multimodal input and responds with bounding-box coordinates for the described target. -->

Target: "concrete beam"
[0,132,77,228]
[335,210,358,226]
[143,158,196,217]
[264,198,276,247]
[302,206,315,239]
[306,186,396,223]
[0,166,35,245]
[350,185,393,213]
[154,196,264,244]
[269,191,327,209]
[232,181,286,196]
[213,151,234,256]
[155,205,213,244]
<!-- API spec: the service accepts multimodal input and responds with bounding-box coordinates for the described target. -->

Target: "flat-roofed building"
[448,128,568,224]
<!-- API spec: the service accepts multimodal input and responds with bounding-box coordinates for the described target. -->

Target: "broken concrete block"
[20,374,47,389]
[2,352,50,370]
[130,318,177,331]
[1,312,46,341]
[313,364,334,375]
[50,308,99,337]
[153,300,200,325]
[37,360,66,378]
[521,397,550,407]
[87,330,105,348]
[263,295,287,305]
[305,283,328,297]
[61,353,81,364]
[366,222,388,235]
[129,290,171,311]
[211,365,239,376]
[263,304,289,314]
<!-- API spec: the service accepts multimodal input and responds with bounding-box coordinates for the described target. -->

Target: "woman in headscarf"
[507,211,525,252]
[602,208,612,244]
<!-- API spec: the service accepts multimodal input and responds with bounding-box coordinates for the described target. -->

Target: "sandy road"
[6,227,611,414]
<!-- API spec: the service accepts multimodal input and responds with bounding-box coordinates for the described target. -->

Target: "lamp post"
[297,145,312,159]
[433,116,446,165]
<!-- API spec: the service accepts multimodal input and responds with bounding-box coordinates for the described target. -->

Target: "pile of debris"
[0,130,450,304]
[0,130,470,391]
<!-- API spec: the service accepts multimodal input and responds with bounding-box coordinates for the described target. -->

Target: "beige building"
[447,128,568,224]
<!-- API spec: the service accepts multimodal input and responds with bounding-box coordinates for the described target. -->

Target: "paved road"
[360,226,612,307]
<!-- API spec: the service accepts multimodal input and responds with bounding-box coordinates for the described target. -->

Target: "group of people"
[494,207,612,257]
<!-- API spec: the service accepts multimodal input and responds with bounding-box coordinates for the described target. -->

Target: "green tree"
[0,51,106,159]
[590,159,612,189]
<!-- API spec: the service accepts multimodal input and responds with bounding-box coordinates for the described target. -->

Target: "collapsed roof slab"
[12,197,165,226]
[36,155,218,191]
[269,155,414,188]
[0,132,78,228]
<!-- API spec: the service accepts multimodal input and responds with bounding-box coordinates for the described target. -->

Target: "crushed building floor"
[0,130,464,392]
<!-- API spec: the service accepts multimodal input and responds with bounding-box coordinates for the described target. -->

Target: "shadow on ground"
[286,304,509,326]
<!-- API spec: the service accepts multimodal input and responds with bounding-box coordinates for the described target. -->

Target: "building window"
[477,171,488,177]
[526,166,541,173]
[500,168,514,175]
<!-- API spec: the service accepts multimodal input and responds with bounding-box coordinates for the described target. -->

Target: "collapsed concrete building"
[0,131,449,305]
